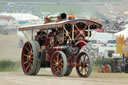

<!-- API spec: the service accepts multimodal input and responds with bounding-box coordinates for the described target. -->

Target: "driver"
[36,29,46,46]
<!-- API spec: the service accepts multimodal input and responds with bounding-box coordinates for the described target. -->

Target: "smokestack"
[56,13,67,22]
[44,13,67,23]
[60,13,67,19]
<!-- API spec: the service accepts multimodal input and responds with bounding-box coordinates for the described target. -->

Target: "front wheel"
[21,41,41,75]
[51,51,67,77]
[76,52,93,78]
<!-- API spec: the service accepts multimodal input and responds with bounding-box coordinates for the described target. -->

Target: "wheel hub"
[27,55,31,61]
[56,62,59,66]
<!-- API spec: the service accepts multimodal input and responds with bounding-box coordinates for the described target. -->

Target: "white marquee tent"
[115,28,128,39]
[90,31,116,43]
[0,13,41,21]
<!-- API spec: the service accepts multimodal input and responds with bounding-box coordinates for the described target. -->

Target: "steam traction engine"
[19,13,102,77]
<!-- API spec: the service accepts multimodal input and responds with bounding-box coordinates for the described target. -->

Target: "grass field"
[0,3,105,19]
[0,1,128,20]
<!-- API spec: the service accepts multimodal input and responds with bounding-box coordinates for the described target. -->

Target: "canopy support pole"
[63,26,72,40]
[32,29,33,40]
[88,24,90,40]
[72,25,74,40]
[22,31,29,41]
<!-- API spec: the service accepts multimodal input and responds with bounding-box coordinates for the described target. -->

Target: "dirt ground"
[0,71,128,85]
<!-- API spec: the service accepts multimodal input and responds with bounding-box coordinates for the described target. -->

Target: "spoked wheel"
[104,64,111,73]
[76,52,92,78]
[51,51,67,77]
[21,41,41,75]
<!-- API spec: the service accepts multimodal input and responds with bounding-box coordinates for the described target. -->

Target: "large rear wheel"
[51,51,67,77]
[21,41,41,75]
[76,52,93,78]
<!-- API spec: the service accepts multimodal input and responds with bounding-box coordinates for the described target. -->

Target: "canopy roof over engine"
[19,19,102,31]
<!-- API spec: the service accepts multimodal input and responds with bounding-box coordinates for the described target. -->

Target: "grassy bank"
[0,60,21,72]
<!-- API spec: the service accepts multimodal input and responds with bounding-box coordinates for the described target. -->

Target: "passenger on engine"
[56,29,64,45]
[46,29,56,48]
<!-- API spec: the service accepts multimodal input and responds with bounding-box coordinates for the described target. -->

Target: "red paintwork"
[46,46,62,61]
[75,41,87,48]
[97,29,104,32]
[68,63,81,66]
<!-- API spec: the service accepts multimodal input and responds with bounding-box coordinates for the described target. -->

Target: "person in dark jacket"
[36,29,46,46]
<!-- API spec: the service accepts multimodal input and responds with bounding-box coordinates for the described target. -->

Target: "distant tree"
[0,0,123,2]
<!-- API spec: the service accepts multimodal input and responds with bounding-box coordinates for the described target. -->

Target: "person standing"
[17,30,24,48]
